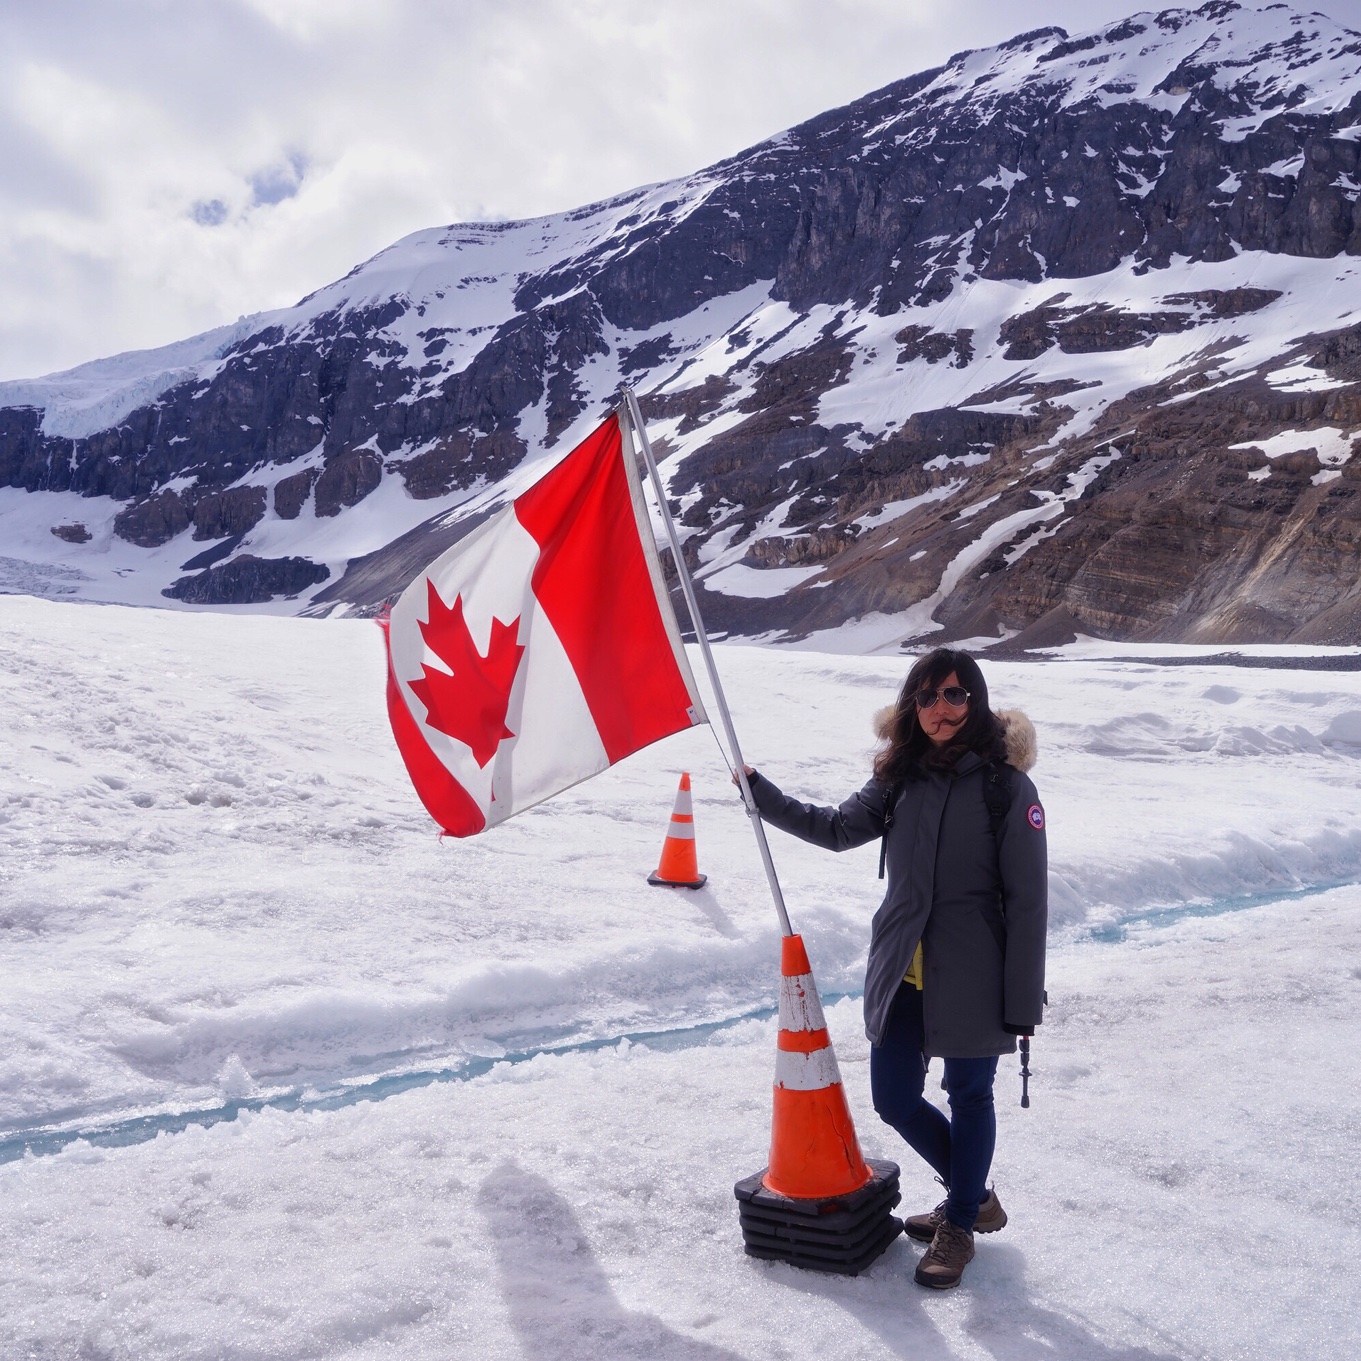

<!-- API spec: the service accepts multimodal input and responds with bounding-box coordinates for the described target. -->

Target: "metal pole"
[620,386,794,938]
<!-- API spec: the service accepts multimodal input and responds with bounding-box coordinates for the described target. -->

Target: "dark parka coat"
[750,710,1047,1058]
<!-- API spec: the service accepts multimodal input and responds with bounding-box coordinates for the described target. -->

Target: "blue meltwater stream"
[2,877,1352,1165]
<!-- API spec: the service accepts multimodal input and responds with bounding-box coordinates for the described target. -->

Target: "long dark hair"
[873,647,1007,783]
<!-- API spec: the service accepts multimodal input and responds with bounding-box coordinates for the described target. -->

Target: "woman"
[742,647,1046,1289]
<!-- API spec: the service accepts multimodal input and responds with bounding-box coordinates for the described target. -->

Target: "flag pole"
[619,386,794,938]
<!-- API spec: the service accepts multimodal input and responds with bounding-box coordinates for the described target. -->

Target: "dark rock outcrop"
[191,486,267,540]
[314,450,382,518]
[163,554,330,605]
[999,301,1198,360]
[895,326,975,367]
[1161,287,1283,317]
[113,491,192,548]
[273,469,318,519]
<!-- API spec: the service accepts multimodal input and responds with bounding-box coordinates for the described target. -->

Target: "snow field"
[2,594,1360,1356]
[4,889,1358,1359]
[4,596,1361,1130]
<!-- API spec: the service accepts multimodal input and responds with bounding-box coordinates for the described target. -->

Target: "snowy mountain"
[5,0,1361,647]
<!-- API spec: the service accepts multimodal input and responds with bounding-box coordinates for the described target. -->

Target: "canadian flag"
[382,411,708,836]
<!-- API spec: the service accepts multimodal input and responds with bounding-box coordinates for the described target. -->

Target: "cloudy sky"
[2,0,1206,381]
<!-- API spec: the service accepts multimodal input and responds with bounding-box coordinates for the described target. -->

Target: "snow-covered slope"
[4,2,1361,646]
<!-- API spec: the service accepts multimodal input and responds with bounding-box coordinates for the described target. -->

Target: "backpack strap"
[983,762,1013,838]
[877,783,898,881]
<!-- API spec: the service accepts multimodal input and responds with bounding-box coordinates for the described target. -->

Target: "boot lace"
[924,1219,973,1266]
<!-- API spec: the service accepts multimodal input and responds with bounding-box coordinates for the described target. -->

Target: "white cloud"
[0,0,1144,380]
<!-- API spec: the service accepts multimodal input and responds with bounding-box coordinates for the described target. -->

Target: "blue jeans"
[869,981,998,1230]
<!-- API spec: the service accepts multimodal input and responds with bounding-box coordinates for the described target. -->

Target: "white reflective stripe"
[665,821,695,840]
[774,1045,843,1091]
[672,786,693,817]
[778,973,827,1032]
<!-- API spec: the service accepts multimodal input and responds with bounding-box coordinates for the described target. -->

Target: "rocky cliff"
[4,0,1361,647]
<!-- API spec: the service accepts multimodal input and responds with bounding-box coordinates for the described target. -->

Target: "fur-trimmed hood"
[872,705,1037,773]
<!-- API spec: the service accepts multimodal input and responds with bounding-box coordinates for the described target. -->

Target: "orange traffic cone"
[733,934,903,1274]
[763,933,871,1197]
[647,773,707,889]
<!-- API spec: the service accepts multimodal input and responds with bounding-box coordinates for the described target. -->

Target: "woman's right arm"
[743,769,889,852]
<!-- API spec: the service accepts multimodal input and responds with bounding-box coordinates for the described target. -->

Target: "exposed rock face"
[50,523,90,543]
[112,485,267,547]
[113,491,192,548]
[944,355,1361,644]
[5,2,1361,644]
[273,469,317,520]
[314,450,382,518]
[163,555,330,605]
[1161,287,1282,318]
[999,301,1197,359]
[896,326,975,367]
[191,486,267,540]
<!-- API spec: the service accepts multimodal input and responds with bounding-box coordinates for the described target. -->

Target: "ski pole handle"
[1019,1035,1031,1109]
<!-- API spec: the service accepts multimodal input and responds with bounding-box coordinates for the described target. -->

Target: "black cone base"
[734,1158,902,1275]
[646,871,707,889]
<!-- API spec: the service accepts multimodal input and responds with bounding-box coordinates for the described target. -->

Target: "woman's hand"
[731,764,756,787]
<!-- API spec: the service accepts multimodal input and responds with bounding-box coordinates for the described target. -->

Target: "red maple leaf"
[407,581,525,768]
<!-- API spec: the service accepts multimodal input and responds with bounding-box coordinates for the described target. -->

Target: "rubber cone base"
[734,1158,902,1275]
[646,871,707,889]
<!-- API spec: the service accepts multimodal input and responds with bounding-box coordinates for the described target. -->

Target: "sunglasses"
[914,685,970,710]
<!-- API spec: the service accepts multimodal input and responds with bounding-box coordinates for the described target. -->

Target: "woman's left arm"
[748,772,888,853]
[997,772,1048,1033]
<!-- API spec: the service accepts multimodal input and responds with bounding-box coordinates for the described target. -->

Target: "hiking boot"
[914,1219,975,1290]
[904,1187,1006,1242]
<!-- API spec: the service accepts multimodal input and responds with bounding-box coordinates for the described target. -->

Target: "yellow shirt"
[904,941,924,990]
